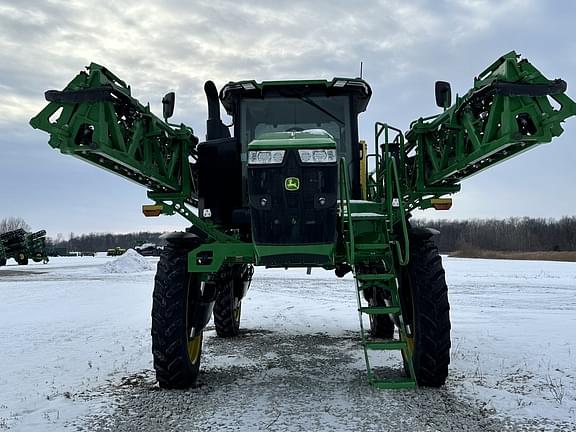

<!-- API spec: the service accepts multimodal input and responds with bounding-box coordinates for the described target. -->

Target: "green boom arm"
[30,63,199,205]
[389,51,576,209]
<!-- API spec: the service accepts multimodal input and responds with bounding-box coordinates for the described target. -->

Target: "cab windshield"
[240,95,352,158]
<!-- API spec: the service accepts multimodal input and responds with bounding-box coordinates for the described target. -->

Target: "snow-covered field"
[0,254,575,431]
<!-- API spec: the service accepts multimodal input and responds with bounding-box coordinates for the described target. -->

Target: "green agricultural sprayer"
[30,52,575,389]
[0,229,49,266]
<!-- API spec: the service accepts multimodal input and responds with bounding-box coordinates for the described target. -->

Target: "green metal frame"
[188,242,255,273]
[362,51,576,218]
[405,51,576,205]
[30,52,576,389]
[339,156,416,388]
[29,62,253,250]
[338,157,355,264]
[30,63,198,204]
[336,51,576,388]
[30,53,575,249]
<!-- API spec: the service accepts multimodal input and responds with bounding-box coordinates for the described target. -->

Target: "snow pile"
[103,249,154,273]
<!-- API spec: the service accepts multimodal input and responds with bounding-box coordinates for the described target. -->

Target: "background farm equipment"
[0,229,49,266]
[106,247,126,256]
[134,242,162,257]
[31,51,576,389]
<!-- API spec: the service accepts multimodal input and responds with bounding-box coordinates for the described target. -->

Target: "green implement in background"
[0,229,49,266]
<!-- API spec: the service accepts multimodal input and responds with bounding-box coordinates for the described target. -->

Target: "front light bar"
[298,148,337,164]
[248,148,337,165]
[248,150,286,165]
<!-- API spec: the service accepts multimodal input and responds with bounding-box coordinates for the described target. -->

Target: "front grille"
[248,150,337,245]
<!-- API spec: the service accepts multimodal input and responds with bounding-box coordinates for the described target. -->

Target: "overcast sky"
[1,0,575,236]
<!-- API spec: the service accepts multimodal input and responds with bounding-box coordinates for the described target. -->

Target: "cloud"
[0,0,575,234]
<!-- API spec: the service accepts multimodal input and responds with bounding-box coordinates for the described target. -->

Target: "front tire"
[152,245,205,389]
[16,253,28,266]
[402,236,451,387]
[213,264,252,337]
[367,288,395,339]
[214,277,241,337]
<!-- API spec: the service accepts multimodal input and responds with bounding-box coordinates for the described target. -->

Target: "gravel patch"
[73,330,567,431]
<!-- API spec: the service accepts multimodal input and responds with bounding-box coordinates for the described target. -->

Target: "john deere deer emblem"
[284,177,300,191]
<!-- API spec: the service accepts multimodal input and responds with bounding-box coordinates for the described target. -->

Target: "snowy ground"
[0,254,575,431]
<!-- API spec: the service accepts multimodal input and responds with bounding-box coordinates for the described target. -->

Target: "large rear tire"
[402,236,451,387]
[151,245,205,389]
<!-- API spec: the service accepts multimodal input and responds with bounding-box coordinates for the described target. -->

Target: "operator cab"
[197,78,371,265]
[221,78,371,203]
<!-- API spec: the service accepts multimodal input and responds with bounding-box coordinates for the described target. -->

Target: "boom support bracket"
[405,51,576,195]
[30,63,200,205]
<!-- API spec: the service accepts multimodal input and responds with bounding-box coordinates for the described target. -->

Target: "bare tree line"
[414,217,576,252]
[53,217,576,253]
[3,216,576,254]
[0,217,30,234]
[48,232,166,253]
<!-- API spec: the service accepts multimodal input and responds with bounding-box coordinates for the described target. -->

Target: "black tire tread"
[368,289,395,339]
[214,278,240,338]
[409,238,451,387]
[151,245,201,389]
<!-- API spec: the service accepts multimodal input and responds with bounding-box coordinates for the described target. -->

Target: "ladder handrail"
[364,153,381,201]
[387,157,410,266]
[338,157,355,264]
[375,122,410,266]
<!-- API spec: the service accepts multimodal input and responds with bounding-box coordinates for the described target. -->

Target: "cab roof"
[219,78,372,116]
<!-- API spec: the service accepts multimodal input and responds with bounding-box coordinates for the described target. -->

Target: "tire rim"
[400,272,416,371]
[404,282,416,358]
[406,334,415,354]
[187,333,202,364]
[233,298,241,325]
[186,276,202,365]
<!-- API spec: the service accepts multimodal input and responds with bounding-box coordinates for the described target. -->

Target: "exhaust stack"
[204,80,230,140]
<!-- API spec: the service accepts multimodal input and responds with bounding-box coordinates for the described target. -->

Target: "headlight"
[248,150,286,165]
[298,149,337,164]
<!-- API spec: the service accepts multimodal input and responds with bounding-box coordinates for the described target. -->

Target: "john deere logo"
[285,177,300,191]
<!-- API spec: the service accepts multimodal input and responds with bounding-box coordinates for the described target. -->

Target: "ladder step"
[356,273,395,281]
[357,283,394,292]
[359,306,400,315]
[364,340,406,350]
[351,212,386,220]
[370,378,416,389]
[355,243,388,250]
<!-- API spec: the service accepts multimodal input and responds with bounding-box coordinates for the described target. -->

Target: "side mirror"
[162,92,175,120]
[435,81,451,109]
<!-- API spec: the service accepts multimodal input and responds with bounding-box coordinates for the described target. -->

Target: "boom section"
[30,63,199,204]
[404,51,576,200]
